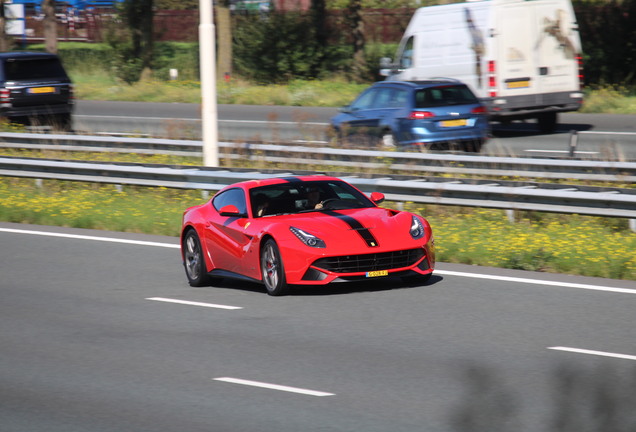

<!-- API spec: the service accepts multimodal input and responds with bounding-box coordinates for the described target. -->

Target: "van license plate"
[441,119,467,128]
[507,80,530,89]
[28,87,55,94]
[366,270,389,278]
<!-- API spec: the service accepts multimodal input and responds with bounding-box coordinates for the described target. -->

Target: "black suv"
[0,52,74,131]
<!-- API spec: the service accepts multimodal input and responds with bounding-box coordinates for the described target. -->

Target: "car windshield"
[415,85,479,108]
[249,180,375,217]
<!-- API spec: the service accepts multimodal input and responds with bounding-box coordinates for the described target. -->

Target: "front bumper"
[281,241,436,285]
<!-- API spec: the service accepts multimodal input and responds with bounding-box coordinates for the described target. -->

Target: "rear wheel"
[53,113,72,132]
[182,230,211,287]
[462,140,483,153]
[261,239,289,296]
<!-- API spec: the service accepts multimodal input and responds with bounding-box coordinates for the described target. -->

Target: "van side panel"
[394,2,490,96]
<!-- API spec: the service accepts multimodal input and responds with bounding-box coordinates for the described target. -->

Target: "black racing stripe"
[324,210,379,248]
[280,176,303,184]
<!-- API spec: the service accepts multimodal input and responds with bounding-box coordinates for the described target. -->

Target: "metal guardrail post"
[569,130,579,158]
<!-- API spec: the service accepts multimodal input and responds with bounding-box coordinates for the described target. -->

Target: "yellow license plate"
[366,270,389,278]
[440,119,467,128]
[507,80,530,89]
[28,87,55,94]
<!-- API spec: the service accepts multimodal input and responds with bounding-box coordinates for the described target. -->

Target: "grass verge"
[1,177,634,281]
[69,72,636,113]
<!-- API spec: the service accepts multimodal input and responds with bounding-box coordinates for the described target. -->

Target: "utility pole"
[199,0,219,167]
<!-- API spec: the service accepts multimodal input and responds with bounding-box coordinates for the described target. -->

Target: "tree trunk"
[0,0,9,52]
[216,2,232,79]
[42,0,57,54]
[348,0,366,82]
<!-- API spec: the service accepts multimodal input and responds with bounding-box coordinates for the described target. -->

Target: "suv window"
[4,58,68,81]
[415,85,479,108]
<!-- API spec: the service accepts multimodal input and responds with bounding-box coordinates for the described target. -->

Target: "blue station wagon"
[330,80,489,152]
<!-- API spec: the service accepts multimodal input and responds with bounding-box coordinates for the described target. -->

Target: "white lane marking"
[548,347,636,361]
[146,297,242,310]
[525,149,599,155]
[0,228,179,249]
[214,377,335,396]
[435,270,636,295]
[4,227,635,295]
[76,115,327,126]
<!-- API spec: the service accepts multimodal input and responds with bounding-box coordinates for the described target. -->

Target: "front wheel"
[182,230,211,287]
[261,239,289,296]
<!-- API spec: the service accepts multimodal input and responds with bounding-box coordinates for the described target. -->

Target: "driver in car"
[306,186,324,209]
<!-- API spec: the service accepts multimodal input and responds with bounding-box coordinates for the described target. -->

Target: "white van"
[381,0,584,132]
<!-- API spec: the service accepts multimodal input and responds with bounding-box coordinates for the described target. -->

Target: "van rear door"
[532,1,581,96]
[495,0,580,105]
[494,2,538,102]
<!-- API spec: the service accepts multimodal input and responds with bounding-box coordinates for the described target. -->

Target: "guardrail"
[1,157,635,223]
[1,132,635,183]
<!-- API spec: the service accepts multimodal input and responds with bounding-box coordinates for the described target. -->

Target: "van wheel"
[537,112,557,134]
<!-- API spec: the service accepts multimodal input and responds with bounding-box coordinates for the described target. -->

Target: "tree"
[216,0,233,79]
[42,0,57,54]
[0,0,9,52]
[347,0,366,82]
[311,0,328,75]
[121,0,154,75]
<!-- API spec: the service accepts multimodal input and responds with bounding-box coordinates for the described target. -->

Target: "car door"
[341,87,394,139]
[203,188,253,274]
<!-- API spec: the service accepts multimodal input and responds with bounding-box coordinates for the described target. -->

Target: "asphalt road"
[2,222,636,432]
[74,100,636,159]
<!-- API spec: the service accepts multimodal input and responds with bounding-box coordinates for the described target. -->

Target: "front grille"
[313,248,425,274]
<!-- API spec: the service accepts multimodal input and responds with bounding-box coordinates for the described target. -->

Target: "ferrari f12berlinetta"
[181,175,435,295]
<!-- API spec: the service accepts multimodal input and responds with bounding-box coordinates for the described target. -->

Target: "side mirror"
[370,192,385,204]
[339,106,352,113]
[219,204,246,218]
[379,57,392,68]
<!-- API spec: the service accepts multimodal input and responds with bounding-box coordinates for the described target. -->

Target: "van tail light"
[69,84,75,101]
[488,60,497,97]
[576,55,584,89]
[408,111,435,120]
[471,105,487,114]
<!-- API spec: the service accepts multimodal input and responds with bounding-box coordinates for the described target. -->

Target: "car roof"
[226,175,343,191]
[0,52,60,60]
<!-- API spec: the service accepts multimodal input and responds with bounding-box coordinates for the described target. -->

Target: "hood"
[284,207,418,250]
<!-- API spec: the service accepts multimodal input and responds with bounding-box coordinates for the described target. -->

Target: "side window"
[399,36,414,69]
[388,88,408,108]
[212,188,247,214]
[351,88,379,110]
[371,88,394,108]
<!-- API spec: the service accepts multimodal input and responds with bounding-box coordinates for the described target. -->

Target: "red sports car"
[180,175,435,296]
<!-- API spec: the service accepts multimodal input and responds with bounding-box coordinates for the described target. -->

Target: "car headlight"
[409,216,425,240]
[290,226,326,248]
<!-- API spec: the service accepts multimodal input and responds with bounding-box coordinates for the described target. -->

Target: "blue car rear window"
[415,85,478,108]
